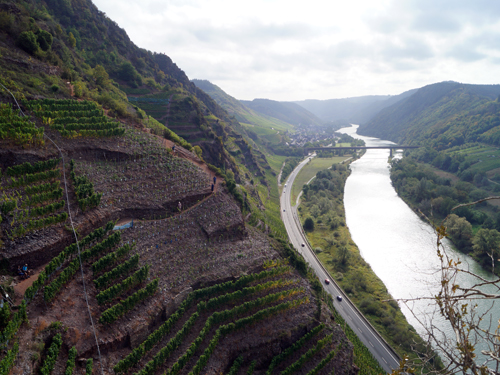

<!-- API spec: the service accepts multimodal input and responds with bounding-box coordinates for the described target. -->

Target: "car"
[285,184,287,187]
[324,279,330,284]
[283,209,286,212]
[301,243,305,247]
[336,295,342,302]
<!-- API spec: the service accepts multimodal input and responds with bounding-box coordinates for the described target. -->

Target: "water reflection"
[339,125,499,365]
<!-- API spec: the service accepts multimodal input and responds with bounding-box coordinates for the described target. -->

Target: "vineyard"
[23,99,125,138]
[0,103,44,148]
[0,157,67,241]
[0,96,375,375]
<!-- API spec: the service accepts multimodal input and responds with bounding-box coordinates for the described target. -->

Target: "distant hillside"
[241,98,324,127]
[358,81,500,148]
[294,89,417,124]
[192,79,294,132]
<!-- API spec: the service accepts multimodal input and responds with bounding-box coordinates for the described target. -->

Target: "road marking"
[368,340,373,347]
[382,357,388,364]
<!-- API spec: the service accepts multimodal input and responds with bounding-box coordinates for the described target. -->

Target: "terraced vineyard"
[23,99,125,138]
[0,103,44,147]
[0,97,382,375]
[109,264,350,375]
[0,157,67,241]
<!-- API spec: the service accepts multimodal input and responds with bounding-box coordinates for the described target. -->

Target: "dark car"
[324,279,330,284]
[336,295,342,302]
[301,243,305,247]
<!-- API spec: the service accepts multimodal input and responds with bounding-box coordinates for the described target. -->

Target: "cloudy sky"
[92,0,500,101]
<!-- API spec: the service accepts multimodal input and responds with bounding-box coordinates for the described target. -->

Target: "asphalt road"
[280,154,400,373]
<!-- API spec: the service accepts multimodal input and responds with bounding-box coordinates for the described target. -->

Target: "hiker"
[213,176,216,184]
[178,201,182,211]
[172,145,175,153]
[211,184,214,192]
[22,264,30,278]
[17,266,25,279]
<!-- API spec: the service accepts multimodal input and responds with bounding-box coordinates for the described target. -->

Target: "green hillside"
[294,89,417,124]
[358,81,500,147]
[242,98,324,127]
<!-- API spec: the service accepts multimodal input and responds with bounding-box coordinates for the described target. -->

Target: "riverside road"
[280,154,400,373]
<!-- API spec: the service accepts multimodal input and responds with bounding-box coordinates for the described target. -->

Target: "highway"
[280,154,400,374]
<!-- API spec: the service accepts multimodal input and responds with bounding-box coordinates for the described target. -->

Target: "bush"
[50,84,59,93]
[303,217,314,231]
[36,30,53,51]
[18,31,39,54]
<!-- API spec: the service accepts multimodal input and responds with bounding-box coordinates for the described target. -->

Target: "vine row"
[96,265,149,305]
[112,266,291,373]
[40,333,62,375]
[99,279,158,325]
[266,323,325,374]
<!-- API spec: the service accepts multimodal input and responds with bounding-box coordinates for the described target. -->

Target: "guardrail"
[283,155,401,367]
[290,205,401,363]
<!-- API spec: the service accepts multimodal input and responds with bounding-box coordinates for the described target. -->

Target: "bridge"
[305,145,419,157]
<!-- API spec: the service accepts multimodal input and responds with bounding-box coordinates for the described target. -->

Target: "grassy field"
[291,156,350,205]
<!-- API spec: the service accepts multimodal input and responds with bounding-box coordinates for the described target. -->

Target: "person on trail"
[22,264,29,278]
[213,176,216,184]
[17,266,25,279]
[172,145,175,153]
[178,201,182,211]
[211,184,214,192]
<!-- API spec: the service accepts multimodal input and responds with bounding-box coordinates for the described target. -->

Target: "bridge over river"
[305,145,419,157]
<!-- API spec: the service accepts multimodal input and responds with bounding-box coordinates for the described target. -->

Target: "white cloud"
[92,0,500,100]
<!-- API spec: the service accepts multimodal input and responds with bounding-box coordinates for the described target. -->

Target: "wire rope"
[1,83,104,375]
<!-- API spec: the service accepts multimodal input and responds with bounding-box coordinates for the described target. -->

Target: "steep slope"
[0,0,273,184]
[358,81,500,146]
[294,89,417,124]
[192,79,294,133]
[0,98,361,375]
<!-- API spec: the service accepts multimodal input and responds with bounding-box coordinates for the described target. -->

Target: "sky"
[92,0,500,101]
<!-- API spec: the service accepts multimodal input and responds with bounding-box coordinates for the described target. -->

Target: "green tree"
[36,30,53,51]
[193,145,203,160]
[93,65,109,87]
[303,217,314,232]
[336,244,350,266]
[118,61,138,82]
[472,228,500,270]
[68,32,76,48]
[17,31,39,54]
[444,214,473,252]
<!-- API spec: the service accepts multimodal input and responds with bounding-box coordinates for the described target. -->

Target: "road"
[280,154,400,374]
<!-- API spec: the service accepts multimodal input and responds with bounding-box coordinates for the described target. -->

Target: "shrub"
[50,84,59,93]
[303,217,314,231]
[36,30,53,51]
[18,31,39,54]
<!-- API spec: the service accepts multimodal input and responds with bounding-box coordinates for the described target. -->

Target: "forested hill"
[0,0,277,181]
[358,81,500,148]
[241,98,324,127]
[294,89,417,124]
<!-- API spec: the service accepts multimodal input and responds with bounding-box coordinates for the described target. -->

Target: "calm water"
[339,125,499,366]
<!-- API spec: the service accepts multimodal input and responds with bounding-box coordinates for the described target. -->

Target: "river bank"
[295,159,439,370]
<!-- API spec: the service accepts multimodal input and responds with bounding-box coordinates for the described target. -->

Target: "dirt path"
[13,268,43,304]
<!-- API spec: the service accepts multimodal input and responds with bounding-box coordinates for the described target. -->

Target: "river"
[338,125,499,367]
